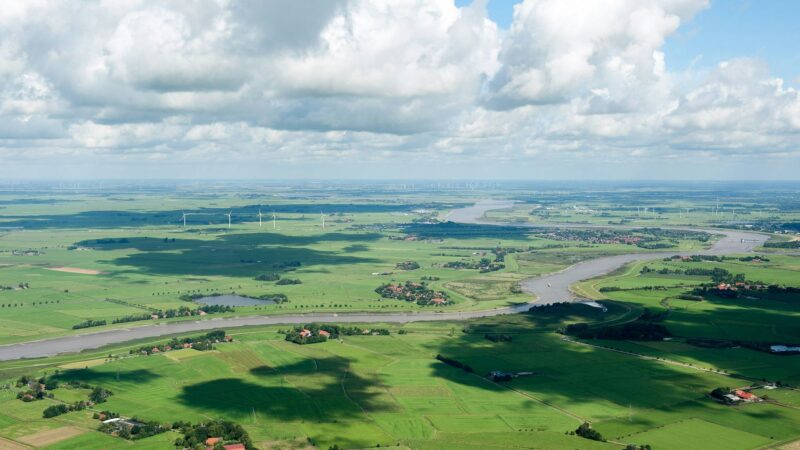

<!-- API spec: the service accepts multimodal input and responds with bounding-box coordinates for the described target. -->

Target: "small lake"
[196,295,275,307]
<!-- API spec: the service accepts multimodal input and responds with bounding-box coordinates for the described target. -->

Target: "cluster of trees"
[641,265,743,284]
[444,257,504,273]
[2,282,29,290]
[484,333,512,342]
[285,329,328,345]
[42,401,88,418]
[272,261,302,270]
[710,387,733,402]
[285,324,389,344]
[179,292,220,301]
[131,330,228,355]
[738,255,770,262]
[528,302,579,314]
[89,386,114,403]
[112,313,155,324]
[276,278,302,285]
[1,300,61,308]
[172,419,254,450]
[599,285,668,293]
[395,261,420,270]
[573,422,604,441]
[692,283,798,300]
[255,293,289,303]
[15,375,56,402]
[255,273,280,281]
[375,281,449,305]
[84,238,129,245]
[764,240,800,249]
[530,227,708,247]
[72,319,107,329]
[435,354,474,373]
[113,305,236,324]
[99,418,167,440]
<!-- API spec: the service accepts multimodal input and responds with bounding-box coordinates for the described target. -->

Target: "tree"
[89,386,113,403]
[575,422,604,441]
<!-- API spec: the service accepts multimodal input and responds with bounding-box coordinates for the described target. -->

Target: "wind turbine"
[181,211,188,228]
[272,211,277,229]
[320,211,325,230]
[225,211,232,229]
[257,208,264,228]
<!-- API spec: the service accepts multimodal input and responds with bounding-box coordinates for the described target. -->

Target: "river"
[0,201,767,360]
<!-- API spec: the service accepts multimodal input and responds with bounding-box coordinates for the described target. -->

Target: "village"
[375,281,450,305]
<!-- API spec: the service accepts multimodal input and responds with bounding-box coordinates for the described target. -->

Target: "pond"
[196,295,275,307]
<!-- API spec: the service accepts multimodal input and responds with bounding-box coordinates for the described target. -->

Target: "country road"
[0,201,768,361]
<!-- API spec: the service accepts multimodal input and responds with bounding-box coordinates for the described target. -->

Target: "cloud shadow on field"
[73,233,382,277]
[176,356,395,424]
[423,300,800,439]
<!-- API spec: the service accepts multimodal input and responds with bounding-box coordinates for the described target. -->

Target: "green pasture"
[0,312,797,449]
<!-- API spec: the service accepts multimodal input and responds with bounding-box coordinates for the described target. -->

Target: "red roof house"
[205,437,221,446]
[300,329,312,338]
[735,390,756,401]
[319,330,331,337]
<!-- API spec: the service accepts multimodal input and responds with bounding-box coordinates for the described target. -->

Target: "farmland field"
[0,181,798,449]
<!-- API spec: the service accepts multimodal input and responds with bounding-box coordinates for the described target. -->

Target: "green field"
[0,182,799,449]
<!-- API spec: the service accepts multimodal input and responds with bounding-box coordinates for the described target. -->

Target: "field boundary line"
[461,370,587,423]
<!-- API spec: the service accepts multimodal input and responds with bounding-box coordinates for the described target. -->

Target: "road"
[0,200,767,361]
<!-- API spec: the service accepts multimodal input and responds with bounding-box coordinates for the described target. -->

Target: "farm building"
[735,390,758,401]
[724,394,741,403]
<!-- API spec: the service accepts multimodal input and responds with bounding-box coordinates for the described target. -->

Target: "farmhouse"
[735,390,758,402]
[319,330,331,337]
[300,329,312,338]
[723,394,741,403]
[221,444,246,450]
[102,417,145,432]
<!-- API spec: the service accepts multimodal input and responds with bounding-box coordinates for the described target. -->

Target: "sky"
[1,0,799,180]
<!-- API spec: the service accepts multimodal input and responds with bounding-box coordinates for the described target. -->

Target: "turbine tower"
[320,211,325,230]
[257,208,264,228]
[181,211,187,228]
[272,211,276,229]
[225,211,232,229]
